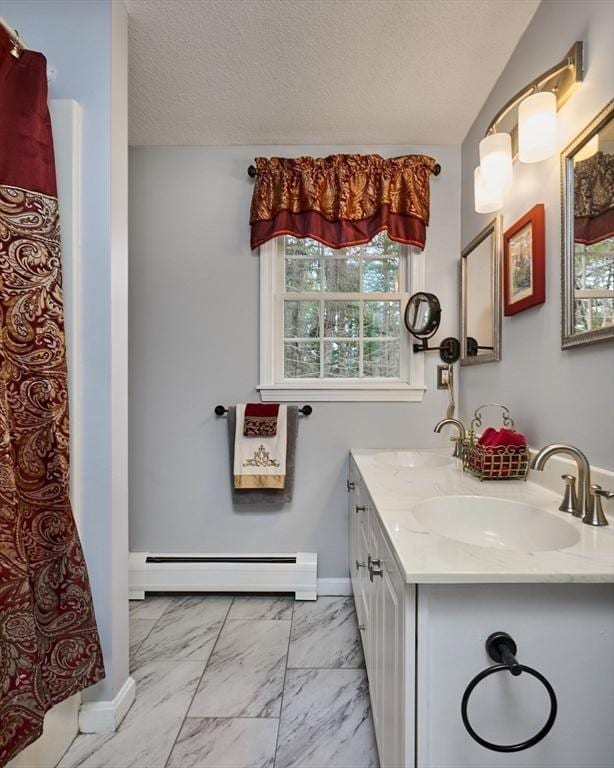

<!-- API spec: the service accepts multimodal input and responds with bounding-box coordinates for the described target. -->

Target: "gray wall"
[129,144,460,577]
[460,0,614,470]
[0,0,129,702]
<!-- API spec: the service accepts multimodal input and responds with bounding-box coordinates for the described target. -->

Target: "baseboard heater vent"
[129,551,317,601]
[146,556,297,564]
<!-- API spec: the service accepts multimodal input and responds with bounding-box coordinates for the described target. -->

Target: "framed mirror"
[461,215,502,365]
[561,100,614,349]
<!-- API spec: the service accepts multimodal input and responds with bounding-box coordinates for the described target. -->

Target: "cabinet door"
[416,583,614,768]
[369,508,406,768]
[349,463,370,655]
[357,496,370,644]
[379,535,405,768]
[349,464,361,608]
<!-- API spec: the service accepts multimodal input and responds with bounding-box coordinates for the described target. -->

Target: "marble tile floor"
[58,594,379,768]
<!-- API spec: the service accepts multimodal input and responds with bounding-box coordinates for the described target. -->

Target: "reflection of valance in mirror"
[249,154,438,251]
[573,151,614,245]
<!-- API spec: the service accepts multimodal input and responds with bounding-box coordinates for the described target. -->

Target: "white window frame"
[258,237,426,402]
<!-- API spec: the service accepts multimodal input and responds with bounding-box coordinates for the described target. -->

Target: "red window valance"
[574,151,614,246]
[249,153,438,251]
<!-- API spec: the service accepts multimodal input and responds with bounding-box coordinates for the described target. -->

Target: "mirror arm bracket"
[413,337,461,365]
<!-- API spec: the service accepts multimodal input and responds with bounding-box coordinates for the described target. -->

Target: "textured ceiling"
[124,0,540,146]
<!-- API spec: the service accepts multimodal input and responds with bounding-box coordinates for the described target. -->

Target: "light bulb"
[479,132,513,187]
[519,91,557,163]
[474,166,503,214]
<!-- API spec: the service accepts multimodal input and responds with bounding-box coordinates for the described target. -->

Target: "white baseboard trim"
[129,552,318,601]
[79,676,135,734]
[317,578,352,595]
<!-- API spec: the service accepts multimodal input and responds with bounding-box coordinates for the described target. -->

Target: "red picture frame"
[503,204,545,316]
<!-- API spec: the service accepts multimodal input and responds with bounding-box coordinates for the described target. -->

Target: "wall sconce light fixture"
[474,41,583,213]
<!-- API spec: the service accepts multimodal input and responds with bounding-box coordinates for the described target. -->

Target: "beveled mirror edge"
[460,214,502,366]
[561,99,614,350]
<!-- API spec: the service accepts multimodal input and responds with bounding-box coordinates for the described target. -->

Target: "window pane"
[284,341,320,378]
[285,236,321,257]
[363,340,400,377]
[574,239,614,290]
[364,231,399,256]
[362,257,400,292]
[284,301,320,338]
[324,301,360,338]
[574,297,614,332]
[323,341,360,378]
[285,258,321,292]
[364,301,400,337]
[324,256,360,292]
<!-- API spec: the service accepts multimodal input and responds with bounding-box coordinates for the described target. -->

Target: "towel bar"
[214,404,312,416]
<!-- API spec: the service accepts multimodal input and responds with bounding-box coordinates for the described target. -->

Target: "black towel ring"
[461,632,557,753]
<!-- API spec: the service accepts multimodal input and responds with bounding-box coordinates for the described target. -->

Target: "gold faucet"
[434,418,466,459]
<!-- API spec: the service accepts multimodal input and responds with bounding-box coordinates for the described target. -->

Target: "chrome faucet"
[434,418,466,459]
[531,443,610,526]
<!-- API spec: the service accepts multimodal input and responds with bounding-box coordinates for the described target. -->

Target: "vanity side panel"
[404,583,416,768]
[416,583,614,768]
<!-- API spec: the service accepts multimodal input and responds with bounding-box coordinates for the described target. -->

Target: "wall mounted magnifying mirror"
[404,292,441,338]
[461,215,502,365]
[561,100,614,349]
[404,292,461,363]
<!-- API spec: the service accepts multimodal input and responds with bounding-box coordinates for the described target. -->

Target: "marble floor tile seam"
[272,598,295,768]
[134,596,234,667]
[183,715,282,721]
[129,619,158,659]
[129,597,175,657]
[284,664,366,670]
[225,617,292,622]
[162,602,234,768]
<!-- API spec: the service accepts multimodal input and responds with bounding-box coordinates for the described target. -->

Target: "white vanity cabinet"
[349,462,413,768]
[348,456,614,768]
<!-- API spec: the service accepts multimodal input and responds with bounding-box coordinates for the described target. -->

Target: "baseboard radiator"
[129,552,318,601]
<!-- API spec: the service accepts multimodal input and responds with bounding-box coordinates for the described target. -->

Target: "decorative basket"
[462,403,529,481]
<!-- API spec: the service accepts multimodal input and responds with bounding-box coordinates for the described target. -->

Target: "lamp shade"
[474,166,503,214]
[479,132,513,187]
[518,91,557,163]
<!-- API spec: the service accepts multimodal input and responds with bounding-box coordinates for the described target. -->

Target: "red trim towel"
[234,404,288,489]
[243,403,280,437]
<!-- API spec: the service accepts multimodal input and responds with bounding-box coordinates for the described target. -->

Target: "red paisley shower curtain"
[0,28,104,766]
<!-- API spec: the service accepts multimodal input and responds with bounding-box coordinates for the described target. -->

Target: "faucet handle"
[559,474,578,515]
[450,435,463,459]
[585,484,611,527]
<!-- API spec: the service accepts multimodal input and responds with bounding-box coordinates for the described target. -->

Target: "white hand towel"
[233,404,287,489]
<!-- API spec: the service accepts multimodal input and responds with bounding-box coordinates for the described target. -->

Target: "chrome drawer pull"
[369,558,383,581]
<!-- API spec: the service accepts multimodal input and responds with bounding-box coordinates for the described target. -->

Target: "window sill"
[258,383,426,403]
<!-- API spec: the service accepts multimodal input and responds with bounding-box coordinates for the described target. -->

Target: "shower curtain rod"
[247,161,442,178]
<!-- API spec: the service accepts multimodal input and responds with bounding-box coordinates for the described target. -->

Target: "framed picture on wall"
[503,204,545,315]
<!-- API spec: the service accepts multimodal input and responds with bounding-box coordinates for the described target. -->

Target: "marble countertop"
[351,448,614,584]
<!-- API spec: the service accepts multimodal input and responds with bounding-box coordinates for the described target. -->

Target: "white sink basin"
[371,451,454,469]
[413,496,580,552]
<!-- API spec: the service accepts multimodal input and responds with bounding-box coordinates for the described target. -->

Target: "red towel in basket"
[476,428,527,477]
[478,427,527,447]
